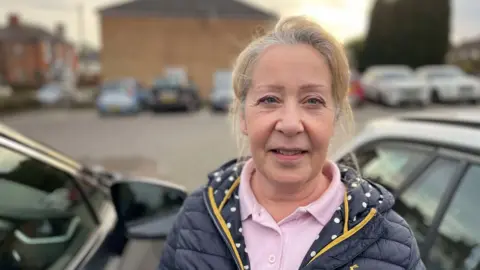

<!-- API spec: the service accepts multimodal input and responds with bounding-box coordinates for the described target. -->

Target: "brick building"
[0,14,77,89]
[98,0,277,99]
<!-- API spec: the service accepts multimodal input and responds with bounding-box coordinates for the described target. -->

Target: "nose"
[274,101,304,136]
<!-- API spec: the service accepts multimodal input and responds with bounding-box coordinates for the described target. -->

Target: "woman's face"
[241,43,336,185]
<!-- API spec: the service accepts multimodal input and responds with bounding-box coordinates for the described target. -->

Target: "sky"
[0,0,478,49]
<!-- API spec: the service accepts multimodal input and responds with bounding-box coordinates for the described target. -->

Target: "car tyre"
[431,89,440,103]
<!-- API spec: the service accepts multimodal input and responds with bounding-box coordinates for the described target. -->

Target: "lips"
[271,149,307,155]
[270,148,307,162]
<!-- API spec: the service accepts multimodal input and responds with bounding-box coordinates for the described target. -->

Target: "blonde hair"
[229,15,354,159]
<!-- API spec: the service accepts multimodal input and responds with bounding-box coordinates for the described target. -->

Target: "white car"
[416,65,480,103]
[332,109,480,269]
[361,65,429,106]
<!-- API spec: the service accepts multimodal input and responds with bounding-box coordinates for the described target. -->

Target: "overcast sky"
[0,0,478,49]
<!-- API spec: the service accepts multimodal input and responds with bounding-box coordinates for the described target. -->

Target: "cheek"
[244,111,273,147]
[307,114,336,147]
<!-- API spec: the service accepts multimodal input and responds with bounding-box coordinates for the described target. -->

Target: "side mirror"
[110,179,187,240]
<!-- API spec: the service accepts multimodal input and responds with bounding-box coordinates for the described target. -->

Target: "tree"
[359,0,451,71]
[345,36,365,68]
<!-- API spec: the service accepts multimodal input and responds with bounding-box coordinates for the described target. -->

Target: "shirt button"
[268,255,275,264]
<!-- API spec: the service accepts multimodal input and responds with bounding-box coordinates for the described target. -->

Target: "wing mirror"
[110,179,187,240]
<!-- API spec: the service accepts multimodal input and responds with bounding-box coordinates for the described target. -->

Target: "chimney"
[8,13,20,27]
[55,23,65,39]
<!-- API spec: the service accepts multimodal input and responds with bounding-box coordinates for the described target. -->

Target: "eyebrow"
[254,83,328,92]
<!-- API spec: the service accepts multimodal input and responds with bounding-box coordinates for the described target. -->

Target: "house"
[77,46,101,86]
[0,13,77,89]
[446,37,480,74]
[98,0,277,98]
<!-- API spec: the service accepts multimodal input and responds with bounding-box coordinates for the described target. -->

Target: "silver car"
[333,109,480,269]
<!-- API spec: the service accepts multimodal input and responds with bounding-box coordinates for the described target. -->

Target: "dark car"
[150,77,201,112]
[0,122,186,270]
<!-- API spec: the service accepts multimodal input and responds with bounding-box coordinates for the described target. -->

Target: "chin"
[265,162,312,186]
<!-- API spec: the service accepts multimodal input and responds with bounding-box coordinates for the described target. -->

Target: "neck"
[250,164,331,222]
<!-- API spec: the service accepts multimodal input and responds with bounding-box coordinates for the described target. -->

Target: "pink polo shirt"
[238,158,345,270]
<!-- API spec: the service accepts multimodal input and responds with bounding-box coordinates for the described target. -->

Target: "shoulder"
[367,209,424,269]
[173,186,218,233]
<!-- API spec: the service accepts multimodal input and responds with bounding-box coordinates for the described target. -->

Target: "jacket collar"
[204,158,393,270]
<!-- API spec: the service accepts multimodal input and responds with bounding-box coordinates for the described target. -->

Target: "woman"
[158,16,425,270]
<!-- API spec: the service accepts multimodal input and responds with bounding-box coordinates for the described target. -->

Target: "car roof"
[355,109,480,153]
[0,122,81,170]
[416,65,462,72]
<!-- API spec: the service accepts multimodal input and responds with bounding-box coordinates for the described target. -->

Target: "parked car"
[36,82,79,107]
[332,109,480,269]
[361,65,429,107]
[150,77,201,112]
[416,65,480,103]
[96,78,150,115]
[0,122,187,269]
[348,69,365,108]
[209,70,234,112]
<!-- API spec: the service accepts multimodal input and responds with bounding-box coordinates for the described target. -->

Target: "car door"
[0,135,101,270]
[416,150,480,269]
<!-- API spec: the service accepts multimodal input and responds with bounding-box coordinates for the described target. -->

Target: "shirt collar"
[238,158,345,225]
[239,158,256,221]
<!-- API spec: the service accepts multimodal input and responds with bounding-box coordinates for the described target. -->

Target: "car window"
[0,145,97,270]
[393,157,460,246]
[342,143,431,192]
[428,164,480,270]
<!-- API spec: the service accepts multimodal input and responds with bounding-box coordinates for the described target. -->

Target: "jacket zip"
[203,189,244,270]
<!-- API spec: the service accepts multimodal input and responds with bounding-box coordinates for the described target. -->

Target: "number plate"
[159,92,177,103]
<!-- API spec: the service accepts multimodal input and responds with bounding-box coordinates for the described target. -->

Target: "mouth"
[269,148,308,162]
[270,149,308,155]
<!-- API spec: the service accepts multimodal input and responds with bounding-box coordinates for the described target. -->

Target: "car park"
[150,77,201,112]
[361,65,429,107]
[0,121,186,270]
[95,78,150,116]
[209,70,234,112]
[416,65,480,103]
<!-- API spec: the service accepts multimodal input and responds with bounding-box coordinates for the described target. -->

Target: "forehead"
[251,44,331,87]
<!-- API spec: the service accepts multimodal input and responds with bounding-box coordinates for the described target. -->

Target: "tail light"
[351,80,364,98]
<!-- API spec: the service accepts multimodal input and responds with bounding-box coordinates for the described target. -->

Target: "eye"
[305,97,326,106]
[258,96,279,104]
